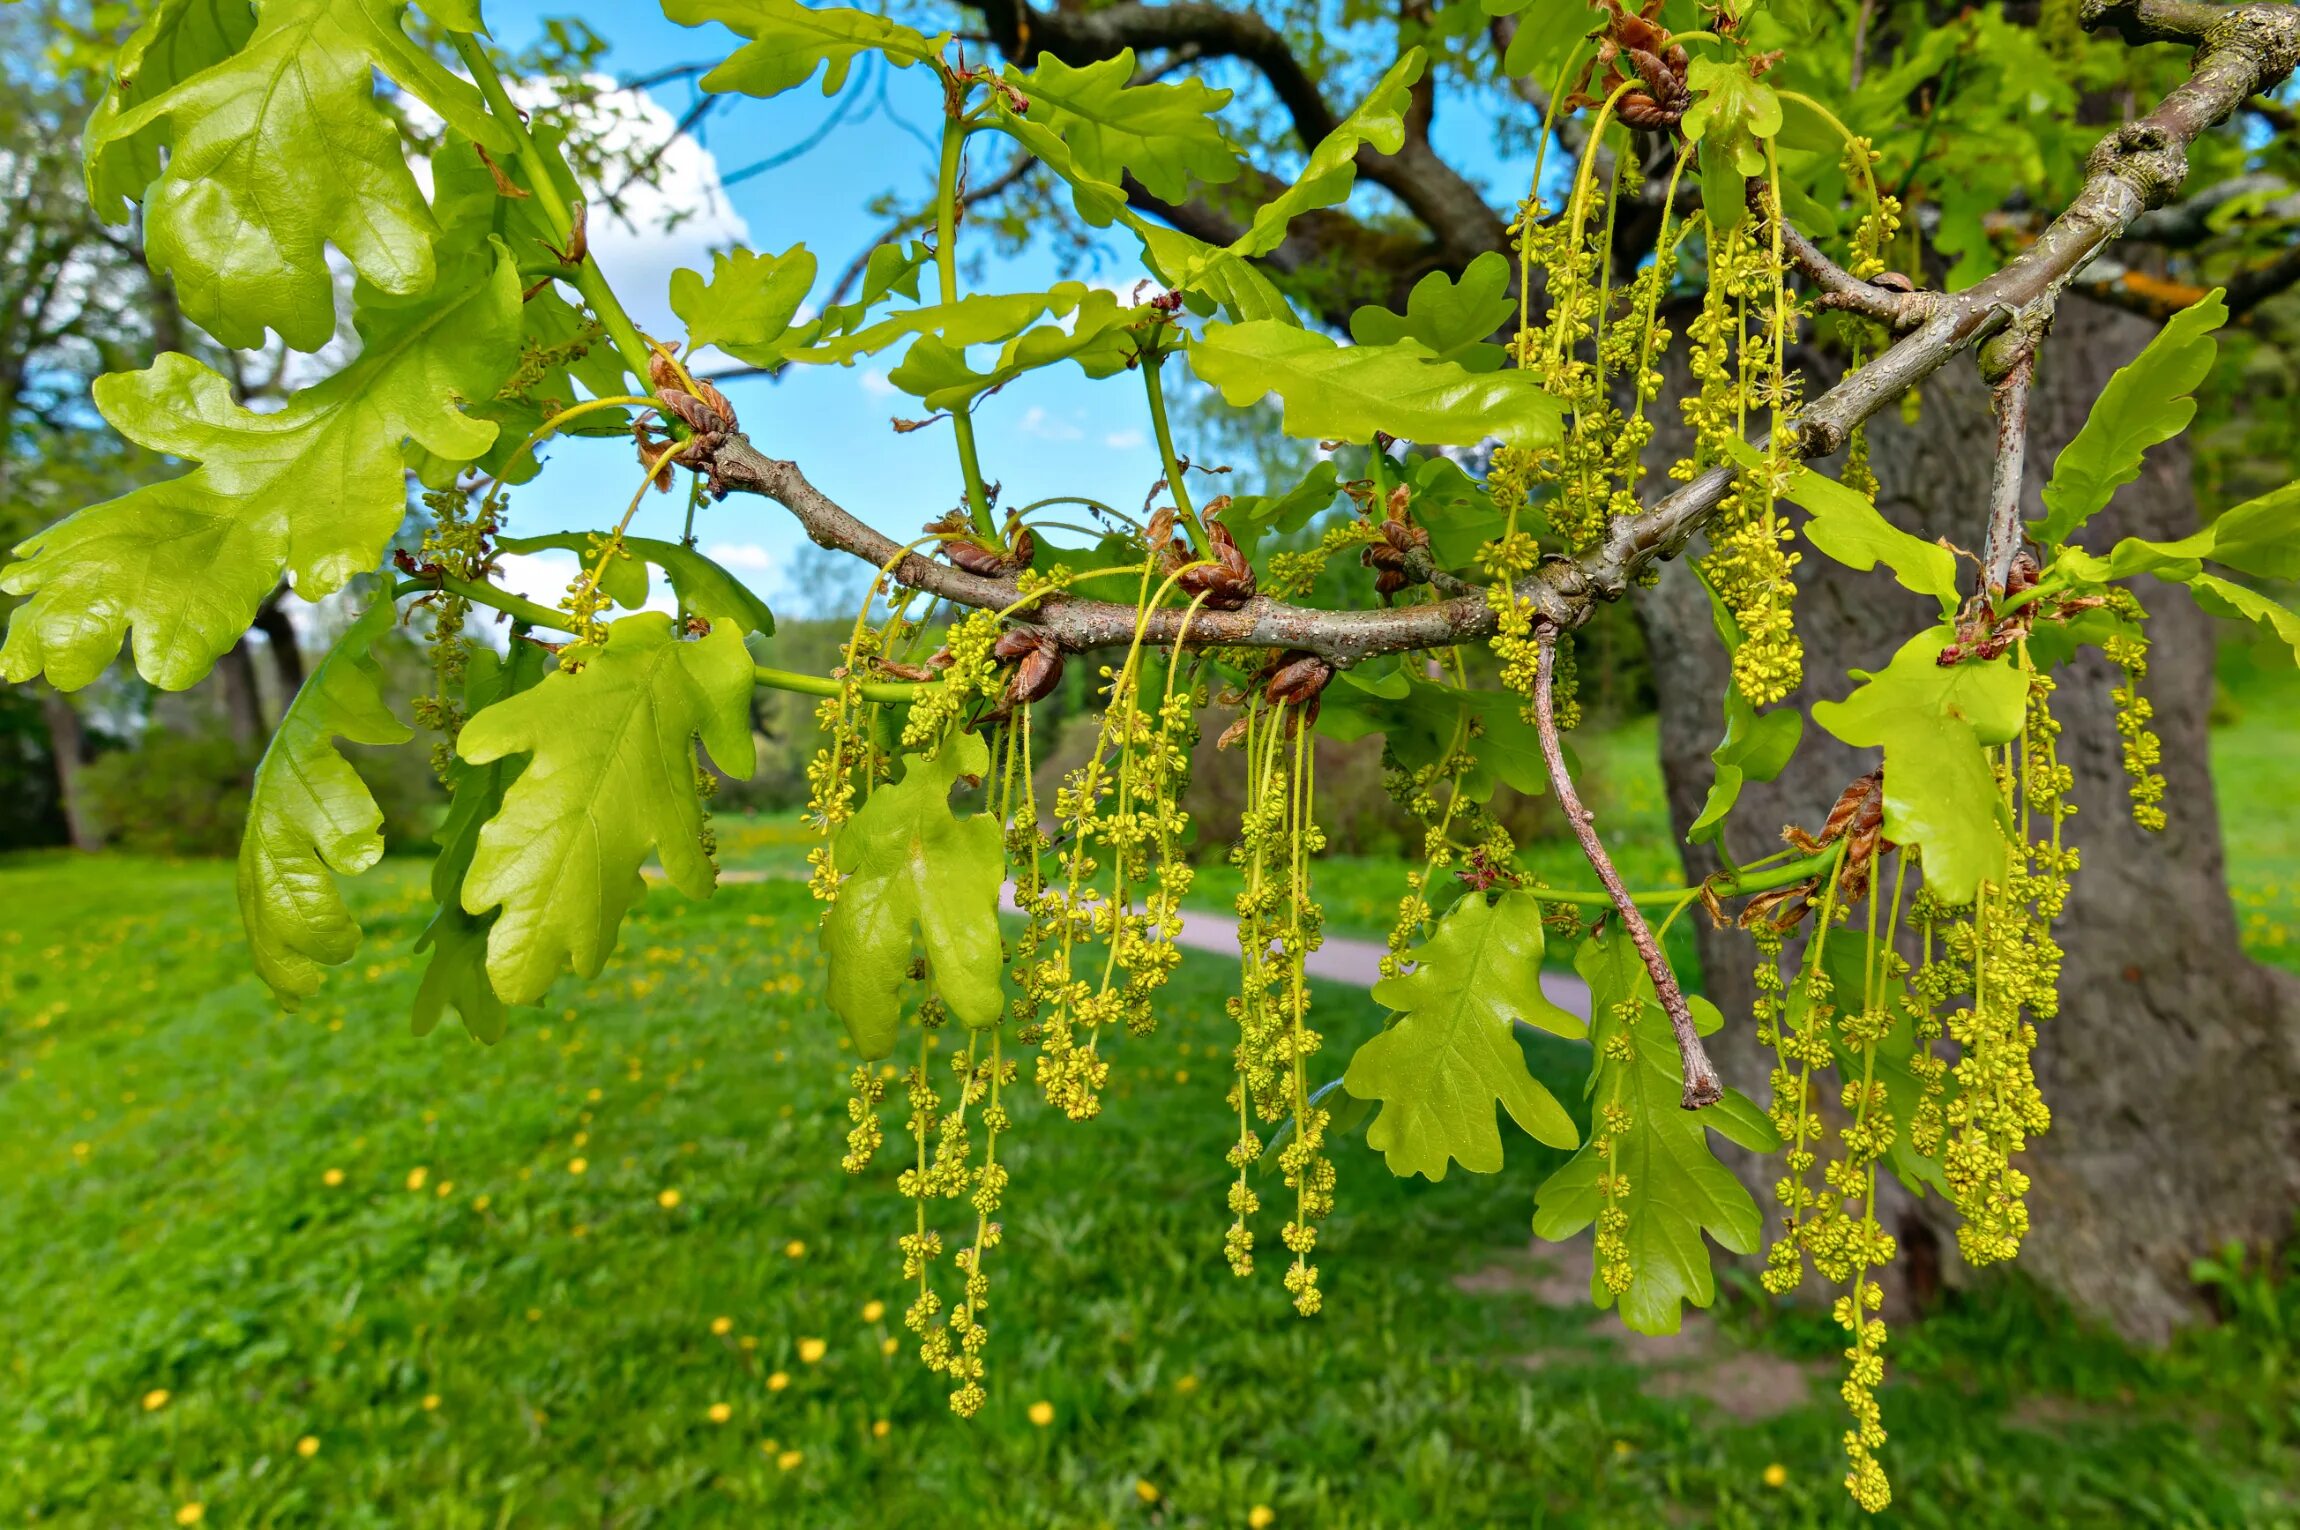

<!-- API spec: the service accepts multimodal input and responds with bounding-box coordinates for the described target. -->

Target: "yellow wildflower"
[1027,1401,1054,1427]
[797,1338,826,1365]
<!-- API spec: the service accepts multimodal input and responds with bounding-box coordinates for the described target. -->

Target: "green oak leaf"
[2,246,521,692]
[1344,890,1582,1181]
[494,533,777,636]
[1219,462,1344,557]
[824,732,1007,1059]
[1318,675,1548,803]
[1006,50,1240,204]
[1681,56,1782,231]
[781,284,1096,368]
[414,638,549,1043]
[668,0,948,97]
[887,290,1142,411]
[669,244,819,367]
[2036,289,2227,547]
[1187,322,1565,449]
[1237,50,1425,257]
[1132,222,1298,326]
[2189,573,2300,665]
[2060,480,2300,586]
[83,0,512,351]
[1811,626,2027,904]
[235,600,414,1007]
[1407,452,1529,566]
[82,0,258,221]
[1349,251,1513,372]
[403,131,632,486]
[1760,447,1959,613]
[457,614,757,1007]
[1490,0,1601,81]
[1533,931,1777,1335]
[1685,563,1801,842]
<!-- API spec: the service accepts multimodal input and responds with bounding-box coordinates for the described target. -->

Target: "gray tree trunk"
[38,683,99,852]
[1637,296,2300,1344]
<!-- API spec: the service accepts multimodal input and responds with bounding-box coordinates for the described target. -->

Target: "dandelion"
[1175,1374,1200,1395]
[174,1505,203,1526]
[422,1394,440,1411]
[871,1419,890,1439]
[406,1166,428,1191]
[710,1316,734,1336]
[1249,1509,1276,1529]
[707,1403,732,1424]
[1027,1401,1054,1427]
[783,1239,806,1258]
[777,1448,804,1471]
[767,1371,790,1392]
[436,1181,453,1197]
[296,1436,319,1458]
[860,1300,885,1324]
[658,1188,682,1208]
[142,1389,170,1412]
[473,1194,491,1211]
[321,1168,344,1187]
[1135,1480,1160,1504]
[797,1338,826,1365]
[1763,1463,1789,1488]
[879,1337,898,1357]
[567,1157,588,1175]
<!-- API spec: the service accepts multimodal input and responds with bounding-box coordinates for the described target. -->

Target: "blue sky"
[473,3,1543,622]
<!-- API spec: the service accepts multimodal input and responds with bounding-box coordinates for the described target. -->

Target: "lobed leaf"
[1349,251,1513,372]
[823,733,1008,1059]
[236,601,414,1007]
[1533,932,1774,1335]
[458,614,757,1007]
[1187,322,1565,449]
[667,0,948,98]
[669,244,820,368]
[2036,289,2227,547]
[1236,50,1425,258]
[1811,626,2027,904]
[83,0,512,351]
[2,247,521,692]
[1345,891,1582,1182]
[414,639,550,1043]
[886,290,1143,411]
[1006,50,1240,204]
[1770,452,1959,613]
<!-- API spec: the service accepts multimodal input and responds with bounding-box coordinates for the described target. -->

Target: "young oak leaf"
[666,0,949,98]
[458,614,757,1008]
[2036,288,2228,548]
[1235,50,1425,257]
[668,244,820,368]
[82,0,512,352]
[1533,932,1778,1335]
[235,600,413,1006]
[1187,322,1565,449]
[81,0,257,224]
[822,732,1007,1060]
[413,640,549,1044]
[495,533,778,637]
[1,246,520,693]
[1811,626,2028,905]
[1005,50,1241,205]
[1349,251,1514,372]
[1343,890,1582,1181]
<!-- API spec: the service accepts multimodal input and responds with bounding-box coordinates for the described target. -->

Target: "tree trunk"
[211,637,266,748]
[1637,296,2300,1344]
[252,584,304,704]
[38,683,100,851]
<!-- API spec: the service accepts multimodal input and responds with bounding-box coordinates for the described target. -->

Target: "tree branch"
[1532,634,1724,1110]
[693,0,2298,664]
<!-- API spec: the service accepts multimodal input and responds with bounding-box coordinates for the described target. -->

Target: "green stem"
[1532,842,1843,910]
[934,110,997,538]
[1140,356,1207,548]
[452,34,654,386]
[753,664,930,704]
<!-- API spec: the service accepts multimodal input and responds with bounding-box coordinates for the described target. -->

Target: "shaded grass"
[2,855,2295,1526]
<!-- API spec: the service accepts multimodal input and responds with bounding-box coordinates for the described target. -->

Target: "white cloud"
[1019,406,1083,442]
[1102,428,1147,450]
[704,541,773,571]
[858,368,898,398]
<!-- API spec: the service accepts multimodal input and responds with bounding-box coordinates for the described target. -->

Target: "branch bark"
[699,0,2298,664]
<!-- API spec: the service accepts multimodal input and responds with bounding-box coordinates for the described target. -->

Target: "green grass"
[3,854,2297,1526]
[2214,638,2300,973]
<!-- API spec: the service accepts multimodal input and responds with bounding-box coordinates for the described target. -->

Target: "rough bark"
[1639,296,2300,1343]
[209,638,266,749]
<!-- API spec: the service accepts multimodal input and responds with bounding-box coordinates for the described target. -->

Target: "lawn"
[3,840,2296,1525]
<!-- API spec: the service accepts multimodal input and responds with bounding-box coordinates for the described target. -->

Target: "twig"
[1531,632,1725,1111]
[1982,349,2036,600]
